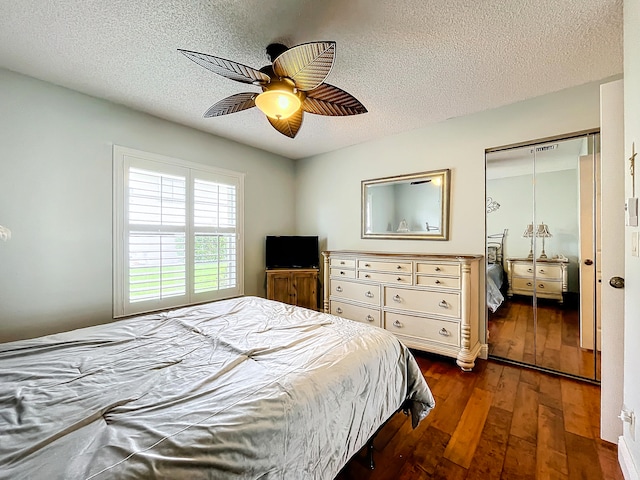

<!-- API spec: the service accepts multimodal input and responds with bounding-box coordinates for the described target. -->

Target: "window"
[113,146,244,317]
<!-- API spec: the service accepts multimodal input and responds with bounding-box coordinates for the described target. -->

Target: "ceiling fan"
[178,41,367,138]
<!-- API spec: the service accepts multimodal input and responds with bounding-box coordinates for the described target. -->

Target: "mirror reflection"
[362,169,450,240]
[485,132,600,381]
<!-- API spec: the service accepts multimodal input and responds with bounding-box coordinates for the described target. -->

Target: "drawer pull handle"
[364,274,371,279]
[439,328,450,337]
[340,261,345,265]
[438,300,448,308]
[435,279,441,284]
[365,291,374,298]
[397,265,403,270]
[538,284,545,288]
[539,269,545,273]
[336,307,343,314]
[364,263,371,267]
[527,282,533,287]
[340,271,346,275]
[435,267,441,272]
[396,277,403,282]
[335,286,343,292]
[393,320,403,328]
[393,294,402,303]
[366,315,375,322]
[527,268,533,273]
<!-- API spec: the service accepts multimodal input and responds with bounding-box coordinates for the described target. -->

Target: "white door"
[599,79,625,443]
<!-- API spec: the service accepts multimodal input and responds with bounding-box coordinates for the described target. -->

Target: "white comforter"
[0,296,434,480]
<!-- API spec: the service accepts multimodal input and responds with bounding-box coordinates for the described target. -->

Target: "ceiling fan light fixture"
[255,88,301,120]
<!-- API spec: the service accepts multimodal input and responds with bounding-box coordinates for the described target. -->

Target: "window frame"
[113,145,244,317]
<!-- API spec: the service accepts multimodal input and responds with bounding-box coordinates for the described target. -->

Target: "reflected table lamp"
[522,223,534,259]
[537,223,552,259]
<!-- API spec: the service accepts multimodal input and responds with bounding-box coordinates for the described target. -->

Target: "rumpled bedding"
[0,296,434,480]
[487,262,505,313]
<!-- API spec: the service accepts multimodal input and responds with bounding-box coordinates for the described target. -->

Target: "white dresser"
[322,251,484,371]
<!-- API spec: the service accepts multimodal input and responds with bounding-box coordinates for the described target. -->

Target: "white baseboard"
[619,436,640,480]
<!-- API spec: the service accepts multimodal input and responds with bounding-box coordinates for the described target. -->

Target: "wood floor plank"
[538,373,563,411]
[474,360,503,393]
[410,426,451,476]
[465,406,511,480]
[560,378,593,438]
[431,458,468,480]
[430,380,474,435]
[510,382,538,443]
[537,404,569,478]
[502,435,537,479]
[492,365,521,412]
[444,387,494,468]
[595,438,625,480]
[565,431,602,479]
[337,354,623,480]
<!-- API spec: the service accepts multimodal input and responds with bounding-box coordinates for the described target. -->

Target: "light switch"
[633,232,639,257]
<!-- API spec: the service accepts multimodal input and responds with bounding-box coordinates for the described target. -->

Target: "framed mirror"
[361,169,450,240]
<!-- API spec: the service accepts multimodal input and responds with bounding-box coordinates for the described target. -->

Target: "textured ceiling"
[0,0,623,160]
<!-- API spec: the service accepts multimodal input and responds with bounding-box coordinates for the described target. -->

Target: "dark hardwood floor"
[488,296,600,380]
[336,352,621,480]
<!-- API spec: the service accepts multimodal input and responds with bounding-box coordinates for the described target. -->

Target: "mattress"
[0,296,434,480]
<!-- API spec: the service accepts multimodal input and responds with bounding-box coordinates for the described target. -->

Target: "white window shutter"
[113,146,244,317]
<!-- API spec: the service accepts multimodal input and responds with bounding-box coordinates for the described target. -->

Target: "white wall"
[296,80,609,257]
[0,68,296,342]
[487,170,580,292]
[621,0,640,476]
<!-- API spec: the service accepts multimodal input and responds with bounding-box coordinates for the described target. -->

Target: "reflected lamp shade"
[536,223,552,238]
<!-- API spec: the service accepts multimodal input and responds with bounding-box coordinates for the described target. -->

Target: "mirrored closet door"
[485,131,600,381]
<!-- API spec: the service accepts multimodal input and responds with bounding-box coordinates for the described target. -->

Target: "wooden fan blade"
[204,92,257,118]
[178,49,270,85]
[303,83,368,116]
[267,109,304,138]
[272,41,336,91]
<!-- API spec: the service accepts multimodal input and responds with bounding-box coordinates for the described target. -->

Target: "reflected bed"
[0,296,434,480]
[487,230,507,313]
[487,263,505,313]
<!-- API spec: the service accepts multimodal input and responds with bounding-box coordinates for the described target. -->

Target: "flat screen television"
[265,235,319,269]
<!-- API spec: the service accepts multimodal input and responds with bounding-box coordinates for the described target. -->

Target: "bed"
[0,296,435,480]
[487,230,507,313]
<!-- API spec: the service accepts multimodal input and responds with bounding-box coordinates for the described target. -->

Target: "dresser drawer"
[512,263,535,277]
[331,300,380,327]
[535,264,563,280]
[330,279,380,306]
[330,267,356,279]
[416,275,461,289]
[416,262,460,277]
[385,287,460,318]
[330,258,356,269]
[512,263,563,280]
[358,259,413,274]
[512,277,562,295]
[384,312,460,347]
[359,271,412,285]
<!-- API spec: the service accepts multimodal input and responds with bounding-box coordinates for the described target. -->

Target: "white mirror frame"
[361,169,451,240]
